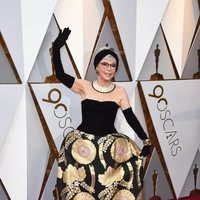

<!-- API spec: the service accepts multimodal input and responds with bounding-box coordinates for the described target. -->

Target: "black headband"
[94,49,119,70]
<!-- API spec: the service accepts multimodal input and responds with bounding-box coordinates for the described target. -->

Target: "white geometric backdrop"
[0,0,200,199]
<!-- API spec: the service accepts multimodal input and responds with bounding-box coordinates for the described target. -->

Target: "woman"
[53,27,151,200]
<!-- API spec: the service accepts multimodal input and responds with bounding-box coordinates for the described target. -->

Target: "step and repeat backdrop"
[0,0,200,199]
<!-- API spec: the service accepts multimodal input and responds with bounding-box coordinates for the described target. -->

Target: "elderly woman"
[53,27,151,200]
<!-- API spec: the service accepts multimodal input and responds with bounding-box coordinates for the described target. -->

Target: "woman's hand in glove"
[53,27,71,49]
[139,145,151,157]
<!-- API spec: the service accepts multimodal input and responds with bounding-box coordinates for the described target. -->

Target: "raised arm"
[52,28,85,95]
[119,87,151,157]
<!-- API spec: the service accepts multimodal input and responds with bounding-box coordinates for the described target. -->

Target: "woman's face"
[96,56,117,81]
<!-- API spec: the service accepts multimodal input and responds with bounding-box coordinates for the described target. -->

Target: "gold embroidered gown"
[56,99,143,200]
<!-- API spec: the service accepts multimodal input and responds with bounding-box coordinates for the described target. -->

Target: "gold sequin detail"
[57,166,63,179]
[119,162,134,189]
[136,158,143,189]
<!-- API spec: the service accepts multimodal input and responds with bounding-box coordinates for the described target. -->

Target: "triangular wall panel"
[138,26,177,81]
[0,85,24,148]
[0,0,24,82]
[21,0,57,81]
[135,0,170,80]
[141,80,200,198]
[28,15,80,83]
[161,0,199,77]
[0,33,21,83]
[182,25,200,79]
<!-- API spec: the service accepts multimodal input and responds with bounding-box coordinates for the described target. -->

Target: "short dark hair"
[94,47,119,70]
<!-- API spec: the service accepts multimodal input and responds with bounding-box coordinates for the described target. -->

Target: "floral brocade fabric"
[56,130,143,200]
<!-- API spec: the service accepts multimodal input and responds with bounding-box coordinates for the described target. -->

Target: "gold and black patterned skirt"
[56,130,143,200]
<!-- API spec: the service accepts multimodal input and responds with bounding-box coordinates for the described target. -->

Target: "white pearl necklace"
[92,80,116,93]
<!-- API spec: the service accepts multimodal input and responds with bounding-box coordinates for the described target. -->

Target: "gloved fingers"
[53,27,71,49]
[62,27,71,39]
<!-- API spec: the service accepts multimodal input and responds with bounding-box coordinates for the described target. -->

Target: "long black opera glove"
[122,107,151,157]
[52,27,75,88]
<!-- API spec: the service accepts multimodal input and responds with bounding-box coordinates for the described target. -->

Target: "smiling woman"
[52,27,151,200]
[95,55,117,87]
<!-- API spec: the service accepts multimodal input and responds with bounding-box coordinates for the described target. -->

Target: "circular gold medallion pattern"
[111,138,132,163]
[113,189,135,200]
[72,139,96,164]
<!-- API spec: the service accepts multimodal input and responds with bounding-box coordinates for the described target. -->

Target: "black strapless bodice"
[77,99,119,135]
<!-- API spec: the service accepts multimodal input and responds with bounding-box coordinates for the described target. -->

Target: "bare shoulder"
[115,84,130,110]
[115,85,128,96]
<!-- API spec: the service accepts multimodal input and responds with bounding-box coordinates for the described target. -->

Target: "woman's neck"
[96,78,111,87]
